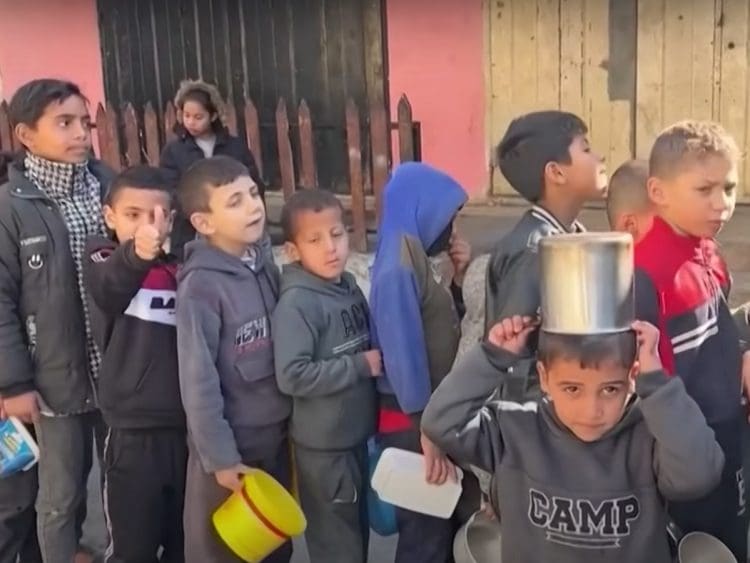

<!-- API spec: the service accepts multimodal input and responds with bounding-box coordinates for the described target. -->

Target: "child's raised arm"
[422,316,536,474]
[632,321,725,500]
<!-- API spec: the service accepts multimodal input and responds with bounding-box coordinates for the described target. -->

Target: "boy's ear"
[628,361,639,392]
[102,204,117,232]
[15,123,34,151]
[543,161,565,186]
[646,176,665,207]
[190,211,214,236]
[284,241,300,262]
[537,361,550,395]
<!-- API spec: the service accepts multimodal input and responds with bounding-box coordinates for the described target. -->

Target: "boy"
[83,166,185,562]
[176,156,292,563]
[635,120,747,559]
[606,159,652,241]
[422,315,723,563]
[0,152,42,563]
[273,189,381,563]
[369,162,472,563]
[0,79,112,562]
[485,111,607,400]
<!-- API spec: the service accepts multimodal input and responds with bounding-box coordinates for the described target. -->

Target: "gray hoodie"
[422,343,724,563]
[177,240,291,472]
[273,263,376,451]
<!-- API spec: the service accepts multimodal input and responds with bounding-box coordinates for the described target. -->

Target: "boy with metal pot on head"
[423,233,724,563]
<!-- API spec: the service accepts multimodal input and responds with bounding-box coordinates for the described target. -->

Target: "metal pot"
[678,532,737,563]
[539,232,634,335]
[453,510,502,563]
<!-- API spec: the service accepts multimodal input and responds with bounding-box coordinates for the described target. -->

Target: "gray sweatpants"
[294,443,369,563]
[183,440,293,563]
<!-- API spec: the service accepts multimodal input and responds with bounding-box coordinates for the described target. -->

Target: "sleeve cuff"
[0,381,36,398]
[353,352,372,378]
[635,370,671,398]
[480,341,521,372]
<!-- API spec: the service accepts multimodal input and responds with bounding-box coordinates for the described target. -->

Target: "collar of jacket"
[530,204,586,234]
[174,123,231,146]
[6,157,111,201]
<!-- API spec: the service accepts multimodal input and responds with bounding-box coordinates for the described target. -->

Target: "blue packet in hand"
[0,417,39,477]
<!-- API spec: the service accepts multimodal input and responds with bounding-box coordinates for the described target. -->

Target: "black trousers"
[0,467,42,563]
[103,427,187,563]
[669,417,748,561]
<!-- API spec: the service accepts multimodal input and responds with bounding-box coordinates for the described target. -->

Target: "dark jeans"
[34,411,106,563]
[0,467,42,563]
[379,429,480,563]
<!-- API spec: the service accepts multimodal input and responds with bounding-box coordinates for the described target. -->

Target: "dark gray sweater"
[422,343,724,563]
[273,263,376,450]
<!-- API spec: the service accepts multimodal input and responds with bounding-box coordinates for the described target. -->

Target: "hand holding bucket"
[213,468,306,562]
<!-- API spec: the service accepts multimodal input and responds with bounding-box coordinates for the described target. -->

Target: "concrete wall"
[384,0,487,195]
[0,0,104,110]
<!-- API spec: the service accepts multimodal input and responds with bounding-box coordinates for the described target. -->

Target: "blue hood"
[369,162,467,415]
[376,162,468,255]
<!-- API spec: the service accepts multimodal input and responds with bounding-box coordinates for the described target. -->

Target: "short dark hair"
[650,120,741,180]
[538,330,636,370]
[281,189,344,242]
[178,156,250,216]
[8,79,88,128]
[605,159,649,227]
[496,111,588,202]
[107,165,172,206]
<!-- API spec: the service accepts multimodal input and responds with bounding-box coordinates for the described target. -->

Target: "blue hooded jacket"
[370,162,468,415]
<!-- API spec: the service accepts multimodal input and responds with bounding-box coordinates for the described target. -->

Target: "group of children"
[0,74,747,563]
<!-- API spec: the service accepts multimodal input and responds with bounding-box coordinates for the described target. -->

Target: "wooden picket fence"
[0,96,418,252]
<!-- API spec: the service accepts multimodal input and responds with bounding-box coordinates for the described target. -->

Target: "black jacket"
[159,125,266,257]
[0,159,113,414]
[484,205,585,401]
[83,236,185,429]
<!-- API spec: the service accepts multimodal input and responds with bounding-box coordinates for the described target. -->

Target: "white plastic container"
[371,447,464,518]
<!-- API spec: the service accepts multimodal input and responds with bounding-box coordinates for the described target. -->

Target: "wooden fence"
[0,95,419,252]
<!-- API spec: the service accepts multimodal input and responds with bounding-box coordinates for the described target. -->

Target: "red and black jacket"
[635,217,742,425]
[83,235,185,429]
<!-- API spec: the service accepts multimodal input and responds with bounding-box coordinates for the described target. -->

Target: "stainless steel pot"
[539,232,634,334]
[453,510,502,563]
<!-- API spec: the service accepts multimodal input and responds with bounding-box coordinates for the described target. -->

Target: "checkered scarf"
[24,153,107,380]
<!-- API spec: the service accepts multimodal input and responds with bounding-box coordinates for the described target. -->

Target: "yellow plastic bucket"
[213,469,307,562]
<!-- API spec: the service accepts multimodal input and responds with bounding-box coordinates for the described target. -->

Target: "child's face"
[16,95,92,164]
[181,100,215,138]
[285,207,349,281]
[649,154,737,238]
[190,176,265,256]
[557,135,608,202]
[104,188,173,243]
[612,208,654,244]
[538,357,635,442]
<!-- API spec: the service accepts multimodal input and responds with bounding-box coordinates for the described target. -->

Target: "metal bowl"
[539,232,634,335]
[453,510,502,563]
[678,532,737,563]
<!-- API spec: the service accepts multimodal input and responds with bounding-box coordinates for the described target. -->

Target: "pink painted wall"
[0,0,104,113]
[385,0,487,195]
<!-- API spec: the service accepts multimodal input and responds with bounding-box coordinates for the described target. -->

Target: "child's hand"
[214,464,254,493]
[134,205,170,261]
[632,320,662,374]
[487,316,538,355]
[449,232,471,286]
[2,392,39,424]
[420,433,458,485]
[363,349,383,377]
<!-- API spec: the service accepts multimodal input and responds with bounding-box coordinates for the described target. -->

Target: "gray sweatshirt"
[177,240,291,472]
[422,343,724,563]
[273,263,376,450]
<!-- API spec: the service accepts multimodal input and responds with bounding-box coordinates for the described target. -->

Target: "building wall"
[0,0,104,110]
[385,0,487,195]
